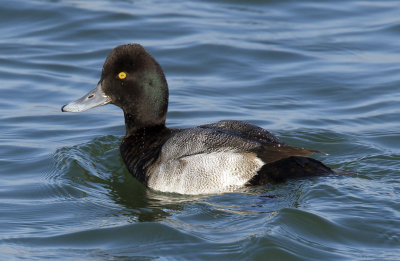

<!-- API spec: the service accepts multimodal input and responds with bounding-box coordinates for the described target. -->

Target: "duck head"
[62,44,169,134]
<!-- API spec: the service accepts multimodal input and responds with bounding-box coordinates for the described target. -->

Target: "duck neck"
[123,112,166,136]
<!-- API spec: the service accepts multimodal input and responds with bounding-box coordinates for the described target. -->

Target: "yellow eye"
[118,72,127,79]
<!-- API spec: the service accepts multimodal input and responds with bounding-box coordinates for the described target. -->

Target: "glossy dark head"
[62,44,169,134]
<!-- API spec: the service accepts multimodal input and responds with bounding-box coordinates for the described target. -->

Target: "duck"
[62,43,333,195]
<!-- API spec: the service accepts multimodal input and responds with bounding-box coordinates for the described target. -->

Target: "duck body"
[62,44,333,195]
[120,120,331,194]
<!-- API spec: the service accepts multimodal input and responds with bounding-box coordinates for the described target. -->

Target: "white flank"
[147,151,264,195]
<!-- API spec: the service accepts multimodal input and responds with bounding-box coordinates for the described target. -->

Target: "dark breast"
[120,126,176,184]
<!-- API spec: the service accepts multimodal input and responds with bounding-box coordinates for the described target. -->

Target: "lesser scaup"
[62,44,333,194]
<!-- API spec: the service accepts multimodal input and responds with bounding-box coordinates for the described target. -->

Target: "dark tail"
[247,156,334,185]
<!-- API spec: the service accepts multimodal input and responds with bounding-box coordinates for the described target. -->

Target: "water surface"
[1,0,400,260]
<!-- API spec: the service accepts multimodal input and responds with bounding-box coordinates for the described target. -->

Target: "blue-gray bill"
[61,82,110,112]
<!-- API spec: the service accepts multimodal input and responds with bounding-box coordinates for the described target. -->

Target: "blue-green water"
[1,0,400,260]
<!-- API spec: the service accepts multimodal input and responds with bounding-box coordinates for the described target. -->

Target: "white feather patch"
[147,151,264,195]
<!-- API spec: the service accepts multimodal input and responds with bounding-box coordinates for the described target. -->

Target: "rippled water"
[1,0,400,260]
